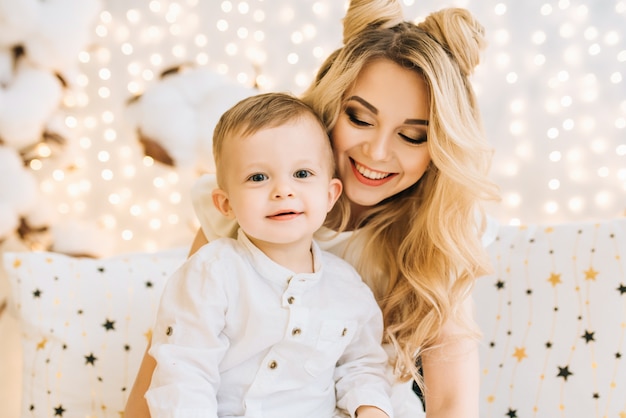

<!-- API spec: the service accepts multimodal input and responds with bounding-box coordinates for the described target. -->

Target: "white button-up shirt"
[146,229,393,418]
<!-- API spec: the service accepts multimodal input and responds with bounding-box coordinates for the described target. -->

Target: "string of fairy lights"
[27,0,625,254]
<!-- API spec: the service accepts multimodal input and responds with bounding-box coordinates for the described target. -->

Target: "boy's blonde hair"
[212,92,334,187]
[302,1,500,386]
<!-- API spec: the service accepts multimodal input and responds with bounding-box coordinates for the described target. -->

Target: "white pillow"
[3,248,187,418]
[474,218,626,417]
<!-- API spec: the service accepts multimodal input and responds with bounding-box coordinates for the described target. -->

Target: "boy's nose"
[272,182,295,199]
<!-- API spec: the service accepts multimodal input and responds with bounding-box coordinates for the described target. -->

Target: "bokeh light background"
[38,0,626,254]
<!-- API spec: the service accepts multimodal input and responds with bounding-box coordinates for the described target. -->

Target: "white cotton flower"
[0,0,39,47]
[130,68,255,172]
[0,62,63,149]
[21,0,102,72]
[49,219,116,258]
[0,146,40,240]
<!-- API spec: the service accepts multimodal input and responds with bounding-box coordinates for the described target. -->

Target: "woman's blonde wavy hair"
[302,0,500,387]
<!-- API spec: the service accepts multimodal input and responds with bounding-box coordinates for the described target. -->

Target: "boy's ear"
[212,188,236,219]
[326,178,343,212]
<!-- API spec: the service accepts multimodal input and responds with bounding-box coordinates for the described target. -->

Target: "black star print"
[32,289,42,298]
[617,283,626,295]
[489,341,496,348]
[85,353,97,366]
[124,344,131,351]
[97,266,105,273]
[495,280,505,289]
[592,393,599,399]
[54,404,65,416]
[557,365,573,381]
[582,330,595,343]
[506,408,518,418]
[102,319,116,331]
[546,341,553,349]
[526,288,533,295]
[616,352,622,359]
[145,281,153,288]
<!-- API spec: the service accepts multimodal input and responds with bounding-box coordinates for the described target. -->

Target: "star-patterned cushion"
[474,218,626,417]
[2,248,187,418]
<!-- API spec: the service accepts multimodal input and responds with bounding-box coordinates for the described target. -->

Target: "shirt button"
[166,326,173,336]
[287,296,295,304]
[291,327,301,336]
[268,360,278,369]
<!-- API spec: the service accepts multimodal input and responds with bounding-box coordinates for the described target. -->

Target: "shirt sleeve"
[145,248,230,418]
[191,174,239,241]
[333,277,394,418]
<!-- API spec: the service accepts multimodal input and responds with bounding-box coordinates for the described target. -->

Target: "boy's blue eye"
[294,170,312,179]
[248,173,267,182]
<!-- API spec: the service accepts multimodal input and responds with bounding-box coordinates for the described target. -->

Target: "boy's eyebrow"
[346,95,429,126]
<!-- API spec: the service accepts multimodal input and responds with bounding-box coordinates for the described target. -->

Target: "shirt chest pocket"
[304,319,358,377]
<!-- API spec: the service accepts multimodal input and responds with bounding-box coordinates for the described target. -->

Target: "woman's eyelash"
[345,110,371,126]
[400,133,427,145]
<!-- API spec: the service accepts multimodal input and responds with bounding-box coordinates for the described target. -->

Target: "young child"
[145,93,393,418]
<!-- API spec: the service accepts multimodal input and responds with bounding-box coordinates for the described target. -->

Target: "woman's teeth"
[354,162,391,180]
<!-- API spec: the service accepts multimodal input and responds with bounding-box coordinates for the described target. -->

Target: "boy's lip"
[266,210,302,220]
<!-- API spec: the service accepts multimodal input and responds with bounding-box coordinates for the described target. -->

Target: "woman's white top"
[192,174,428,417]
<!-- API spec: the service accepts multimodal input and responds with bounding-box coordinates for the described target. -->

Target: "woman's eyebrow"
[405,119,429,126]
[346,95,429,126]
[346,95,378,114]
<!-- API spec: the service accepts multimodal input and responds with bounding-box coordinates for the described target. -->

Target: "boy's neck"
[247,236,315,274]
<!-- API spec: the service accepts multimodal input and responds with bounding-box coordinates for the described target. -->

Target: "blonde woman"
[126,1,499,417]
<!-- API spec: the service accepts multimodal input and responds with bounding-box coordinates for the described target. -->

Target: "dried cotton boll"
[0,49,13,84]
[49,220,116,258]
[19,0,102,73]
[0,63,63,149]
[0,203,20,240]
[134,83,198,167]
[0,146,40,240]
[0,0,39,47]
[130,68,255,172]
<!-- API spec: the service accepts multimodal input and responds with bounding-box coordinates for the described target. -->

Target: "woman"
[126,1,499,416]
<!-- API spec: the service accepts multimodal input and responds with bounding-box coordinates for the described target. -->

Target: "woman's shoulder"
[191,173,239,240]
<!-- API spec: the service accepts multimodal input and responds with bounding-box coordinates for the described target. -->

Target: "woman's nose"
[363,132,391,160]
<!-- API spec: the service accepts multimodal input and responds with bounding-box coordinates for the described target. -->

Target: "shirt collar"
[236,229,323,286]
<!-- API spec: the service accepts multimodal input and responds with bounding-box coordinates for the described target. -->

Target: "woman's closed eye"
[399,132,427,145]
[345,109,372,127]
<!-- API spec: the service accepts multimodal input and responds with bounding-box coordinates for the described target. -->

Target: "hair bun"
[342,0,404,45]
[418,8,486,76]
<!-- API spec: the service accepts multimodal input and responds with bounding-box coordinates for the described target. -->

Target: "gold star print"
[13,258,21,268]
[619,412,626,418]
[36,337,48,350]
[544,227,554,233]
[487,395,495,403]
[584,267,599,281]
[547,272,562,287]
[513,347,528,362]
[144,328,153,342]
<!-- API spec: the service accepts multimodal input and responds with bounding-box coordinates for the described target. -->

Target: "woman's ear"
[326,178,343,212]
[211,188,235,219]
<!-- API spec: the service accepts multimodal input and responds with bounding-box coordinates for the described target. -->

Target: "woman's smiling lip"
[350,158,397,186]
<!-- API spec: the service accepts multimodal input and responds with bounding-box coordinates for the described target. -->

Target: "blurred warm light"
[17,0,621,254]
